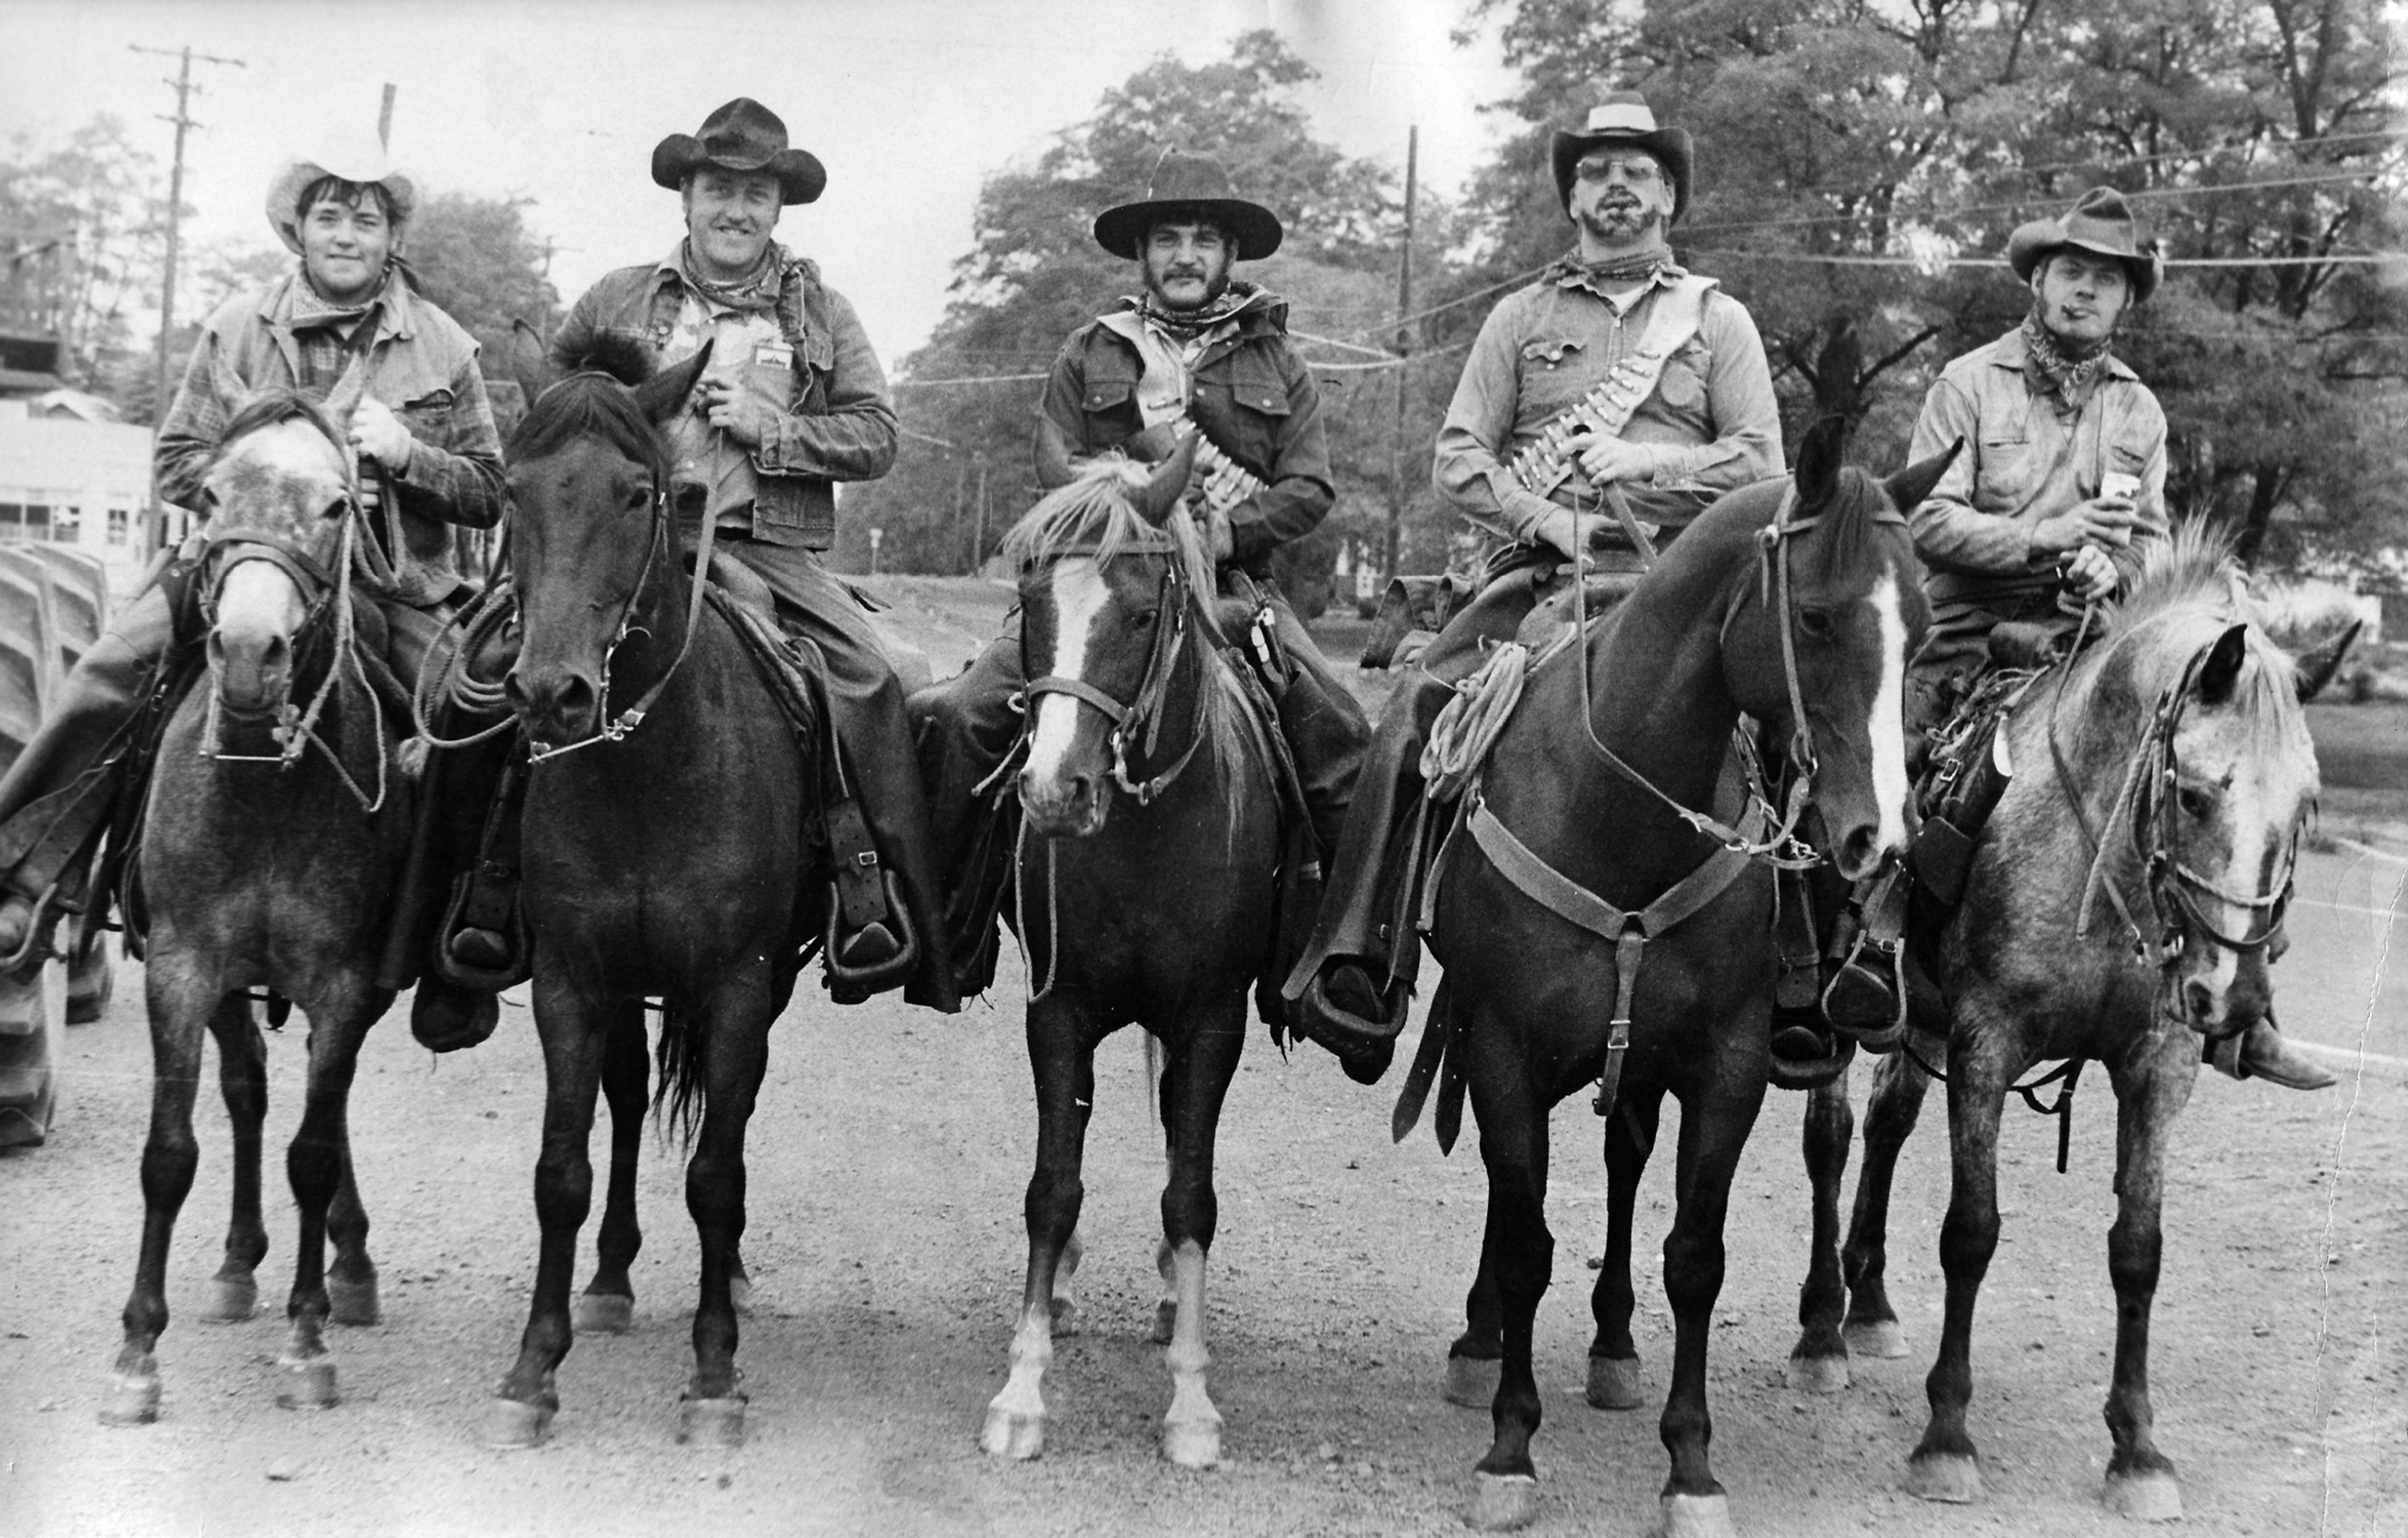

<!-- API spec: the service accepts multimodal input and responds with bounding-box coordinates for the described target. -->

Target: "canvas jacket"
[156,270,506,607]
[1907,327,2168,612]
[1435,263,1782,543]
[1038,289,1334,571]
[551,247,897,551]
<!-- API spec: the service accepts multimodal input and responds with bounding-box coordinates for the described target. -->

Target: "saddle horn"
[1131,432,1200,527]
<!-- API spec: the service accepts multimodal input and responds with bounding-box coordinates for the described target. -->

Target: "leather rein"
[1018,536,1212,808]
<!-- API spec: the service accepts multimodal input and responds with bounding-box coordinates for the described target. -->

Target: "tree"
[402,190,562,375]
[0,114,169,387]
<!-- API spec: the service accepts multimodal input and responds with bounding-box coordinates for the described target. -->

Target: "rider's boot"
[2213,1019,2338,1091]
[1821,864,1910,1049]
[822,795,917,1003]
[389,723,523,1054]
[1769,866,1851,1083]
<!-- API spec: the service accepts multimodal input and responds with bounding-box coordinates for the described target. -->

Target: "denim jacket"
[551,247,897,550]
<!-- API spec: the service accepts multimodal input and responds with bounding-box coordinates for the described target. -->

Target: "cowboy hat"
[1093,150,1284,262]
[1551,92,1694,224]
[651,98,826,206]
[265,130,418,256]
[2007,187,2162,303]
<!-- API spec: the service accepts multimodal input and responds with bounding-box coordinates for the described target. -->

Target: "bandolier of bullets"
[1507,347,1667,501]
[1173,412,1267,514]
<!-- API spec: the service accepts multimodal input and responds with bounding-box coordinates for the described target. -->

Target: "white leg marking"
[1023,560,1109,790]
[1868,570,1911,857]
[983,1298,1054,1460]
[1161,1238,1221,1468]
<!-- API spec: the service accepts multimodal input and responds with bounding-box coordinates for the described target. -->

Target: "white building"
[0,400,165,592]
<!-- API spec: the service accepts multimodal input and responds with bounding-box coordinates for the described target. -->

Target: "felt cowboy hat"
[2007,187,2162,303]
[1092,150,1284,262]
[265,130,418,256]
[651,97,826,206]
[1551,92,1694,224]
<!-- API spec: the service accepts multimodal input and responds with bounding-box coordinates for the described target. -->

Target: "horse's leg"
[273,979,383,1410]
[1585,1088,1662,1411]
[1156,1002,1244,1468]
[100,963,218,1425]
[983,994,1096,1461]
[1652,1079,1766,1538]
[1842,1035,1935,1356]
[1787,1074,1855,1391]
[1052,1224,1084,1338]
[198,995,268,1323]
[2096,1031,2198,1520]
[326,1135,381,1327]
[677,977,774,1448]
[576,999,648,1334]
[1445,1249,1506,1408]
[1465,1055,1551,1532]
[483,968,613,1449]
[1903,1031,2014,1504]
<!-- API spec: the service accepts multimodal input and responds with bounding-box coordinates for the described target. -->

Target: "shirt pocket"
[1223,356,1292,420]
[1519,337,1585,369]
[1978,435,2035,509]
[1081,351,1139,414]
[1657,341,1711,413]
[398,388,455,447]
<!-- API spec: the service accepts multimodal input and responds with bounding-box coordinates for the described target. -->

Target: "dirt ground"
[3,586,2402,1538]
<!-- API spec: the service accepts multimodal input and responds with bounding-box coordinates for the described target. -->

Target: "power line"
[1677,167,2395,239]
[1690,248,2404,269]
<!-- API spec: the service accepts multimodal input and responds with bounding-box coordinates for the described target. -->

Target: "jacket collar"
[262,267,418,343]
[1550,258,1691,305]
[653,240,817,297]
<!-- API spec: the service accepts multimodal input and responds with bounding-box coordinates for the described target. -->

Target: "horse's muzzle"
[208,623,291,716]
[1020,768,1107,840]
[504,664,601,749]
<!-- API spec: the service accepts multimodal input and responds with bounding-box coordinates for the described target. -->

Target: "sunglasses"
[1574,156,1663,186]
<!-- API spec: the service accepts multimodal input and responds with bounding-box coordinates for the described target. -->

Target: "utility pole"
[131,43,243,552]
[377,83,398,150]
[1384,125,1418,580]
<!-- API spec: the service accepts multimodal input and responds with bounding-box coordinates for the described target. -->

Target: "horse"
[483,340,816,1450]
[973,443,1287,1469]
[1400,418,1952,1534]
[1782,524,2326,1520]
[101,358,413,1424]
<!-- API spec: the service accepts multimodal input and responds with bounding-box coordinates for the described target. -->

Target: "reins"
[1019,544,1212,809]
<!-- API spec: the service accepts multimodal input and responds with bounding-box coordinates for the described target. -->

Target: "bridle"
[1018,534,1210,808]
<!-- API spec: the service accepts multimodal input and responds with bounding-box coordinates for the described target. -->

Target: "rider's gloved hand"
[349,396,416,475]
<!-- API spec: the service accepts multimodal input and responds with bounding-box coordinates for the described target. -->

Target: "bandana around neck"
[679,239,783,312]
[2020,307,2113,408]
[1551,242,1677,289]
[1131,279,1257,339]
[291,266,389,331]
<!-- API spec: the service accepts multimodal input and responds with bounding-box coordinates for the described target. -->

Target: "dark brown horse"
[102,361,411,1424]
[1785,524,2328,1520]
[974,447,1286,1468]
[1407,422,1950,1534]
[482,344,813,1450]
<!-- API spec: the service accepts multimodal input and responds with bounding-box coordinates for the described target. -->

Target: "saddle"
[1360,574,1479,670]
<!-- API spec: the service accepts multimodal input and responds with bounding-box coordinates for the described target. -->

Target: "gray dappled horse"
[1784,524,2328,1522]
[978,445,1287,1469]
[1403,421,1949,1535]
[103,361,411,1424]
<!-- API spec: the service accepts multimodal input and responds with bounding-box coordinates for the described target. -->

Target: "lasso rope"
[411,581,520,751]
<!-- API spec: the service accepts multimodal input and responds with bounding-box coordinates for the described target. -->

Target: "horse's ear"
[319,346,371,428]
[508,319,555,408]
[2195,623,2250,707]
[1033,417,1082,491]
[2289,617,2361,703]
[1131,432,1200,526]
[1884,437,1963,516]
[634,339,714,424]
[1793,415,1847,506]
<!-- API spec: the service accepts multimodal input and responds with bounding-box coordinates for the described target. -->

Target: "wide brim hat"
[1551,93,1694,225]
[652,97,826,206]
[1093,149,1284,262]
[2007,187,2161,303]
[266,133,418,255]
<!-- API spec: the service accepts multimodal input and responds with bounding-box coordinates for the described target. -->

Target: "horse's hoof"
[1785,1351,1849,1394]
[275,1359,339,1411]
[1654,1492,1738,1538]
[1904,1450,1984,1504]
[1584,1354,1645,1410]
[2102,1468,2184,1522]
[981,1403,1045,1461]
[1047,1295,1080,1338]
[1843,1317,1909,1359]
[1444,1354,1500,1409]
[1161,1417,1221,1469]
[574,1292,634,1334]
[480,1396,553,1450]
[675,1396,746,1448]
[198,1276,259,1322]
[327,1275,380,1328]
[98,1372,161,1426]
[1467,1471,1538,1531]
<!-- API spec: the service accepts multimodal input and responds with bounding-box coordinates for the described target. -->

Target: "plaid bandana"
[2020,308,2113,410]
[287,268,389,393]
[1131,279,1257,340]
[678,238,783,314]
[1548,242,1676,288]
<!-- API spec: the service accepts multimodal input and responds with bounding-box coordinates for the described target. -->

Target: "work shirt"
[1434,262,1782,544]
[1038,286,1333,571]
[156,269,506,608]
[552,243,897,550]
[1906,327,2168,613]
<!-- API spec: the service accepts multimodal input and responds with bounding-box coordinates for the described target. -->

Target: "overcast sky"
[0,0,1521,361]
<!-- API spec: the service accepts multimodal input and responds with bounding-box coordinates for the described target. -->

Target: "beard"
[1143,266,1232,312]
[1577,198,1661,245]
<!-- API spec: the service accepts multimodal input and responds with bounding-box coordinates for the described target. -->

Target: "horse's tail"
[650,999,707,1144]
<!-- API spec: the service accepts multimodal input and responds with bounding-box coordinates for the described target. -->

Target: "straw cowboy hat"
[651,97,826,206]
[1551,92,1694,223]
[2007,187,2162,303]
[1092,149,1284,262]
[265,130,418,256]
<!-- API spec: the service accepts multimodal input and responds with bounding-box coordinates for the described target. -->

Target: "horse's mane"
[2096,519,2300,707]
[509,367,667,479]
[1000,457,1217,601]
[1793,466,1895,584]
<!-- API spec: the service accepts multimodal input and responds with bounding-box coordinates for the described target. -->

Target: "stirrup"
[823,869,919,994]
[1821,940,1908,1051]
[0,884,65,978]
